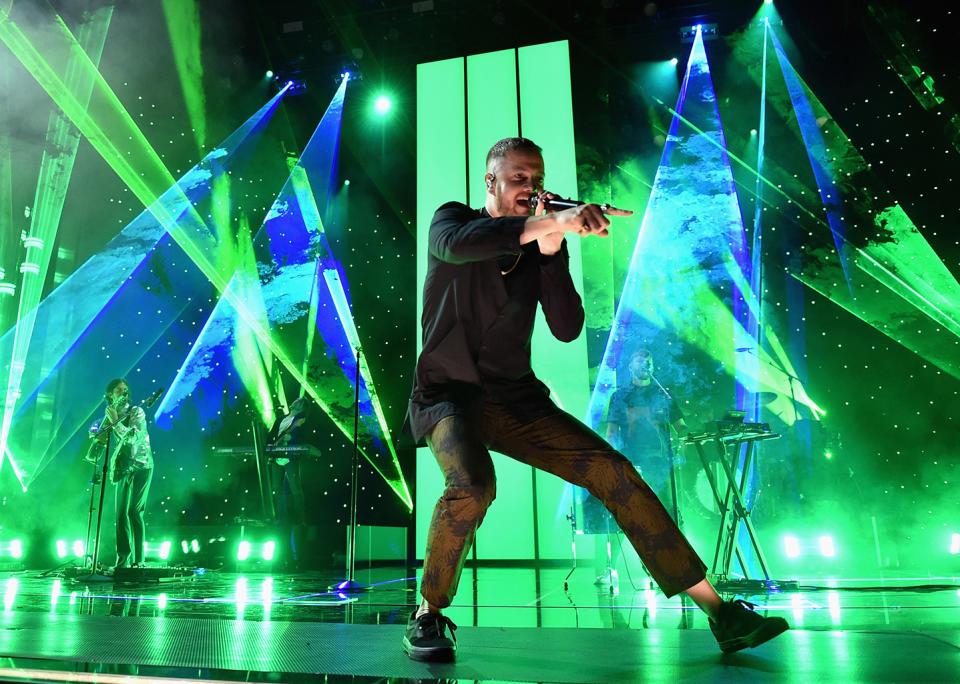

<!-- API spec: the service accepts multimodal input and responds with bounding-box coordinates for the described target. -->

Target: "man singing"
[403,137,788,661]
[100,378,154,570]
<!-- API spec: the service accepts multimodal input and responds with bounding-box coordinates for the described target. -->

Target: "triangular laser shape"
[769,29,960,379]
[158,78,412,510]
[586,28,756,433]
[0,91,288,485]
[0,6,113,483]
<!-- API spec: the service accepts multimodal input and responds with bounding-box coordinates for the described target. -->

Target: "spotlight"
[783,535,800,558]
[237,541,251,561]
[374,95,392,115]
[265,70,274,79]
[950,533,959,555]
[680,23,718,42]
[272,70,307,95]
[337,62,362,85]
[343,179,350,186]
[818,536,836,557]
[670,57,679,66]
[750,129,758,136]
[765,0,773,4]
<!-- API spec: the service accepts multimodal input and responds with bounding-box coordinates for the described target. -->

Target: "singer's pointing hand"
[556,203,614,237]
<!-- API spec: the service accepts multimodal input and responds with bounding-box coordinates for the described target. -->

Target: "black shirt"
[607,383,683,458]
[407,201,585,443]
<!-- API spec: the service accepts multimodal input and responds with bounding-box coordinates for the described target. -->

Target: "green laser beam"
[0,6,113,474]
[162,0,207,152]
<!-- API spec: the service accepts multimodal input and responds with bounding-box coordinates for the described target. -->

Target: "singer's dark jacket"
[406,201,585,444]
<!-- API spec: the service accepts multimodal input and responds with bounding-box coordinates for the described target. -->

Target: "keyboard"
[212,444,324,460]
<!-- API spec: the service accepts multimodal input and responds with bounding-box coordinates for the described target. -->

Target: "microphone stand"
[651,376,684,531]
[87,432,113,577]
[330,346,368,594]
[651,375,692,628]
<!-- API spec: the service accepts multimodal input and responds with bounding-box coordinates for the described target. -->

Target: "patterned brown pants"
[420,398,707,608]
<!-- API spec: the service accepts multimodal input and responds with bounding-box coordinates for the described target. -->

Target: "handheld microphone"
[528,196,582,209]
[527,196,613,211]
[145,387,166,408]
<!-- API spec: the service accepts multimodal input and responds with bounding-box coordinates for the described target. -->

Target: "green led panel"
[415,42,585,563]
[518,40,588,560]
[415,57,467,557]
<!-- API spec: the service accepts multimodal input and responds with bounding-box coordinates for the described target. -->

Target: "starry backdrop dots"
[0,0,955,572]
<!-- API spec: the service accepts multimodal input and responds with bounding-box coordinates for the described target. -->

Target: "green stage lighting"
[783,535,801,558]
[261,541,275,561]
[180,540,189,554]
[237,540,251,561]
[55,540,85,560]
[265,70,274,79]
[2,540,23,559]
[262,577,273,614]
[818,536,836,558]
[235,577,247,615]
[950,534,959,555]
[374,94,392,115]
[159,540,171,560]
[4,578,17,610]
[669,57,678,66]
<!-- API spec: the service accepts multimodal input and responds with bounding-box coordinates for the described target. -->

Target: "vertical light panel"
[465,47,533,561]
[518,40,588,560]
[466,49,519,208]
[415,57,467,557]
[414,43,582,562]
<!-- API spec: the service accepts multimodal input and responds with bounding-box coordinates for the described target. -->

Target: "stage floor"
[0,566,957,683]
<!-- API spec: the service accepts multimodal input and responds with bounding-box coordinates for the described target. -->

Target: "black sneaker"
[402,610,458,662]
[709,599,789,653]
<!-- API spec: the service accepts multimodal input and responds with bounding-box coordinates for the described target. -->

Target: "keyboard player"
[267,396,311,567]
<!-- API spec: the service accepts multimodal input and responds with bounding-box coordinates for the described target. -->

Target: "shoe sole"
[717,618,789,653]
[402,636,455,662]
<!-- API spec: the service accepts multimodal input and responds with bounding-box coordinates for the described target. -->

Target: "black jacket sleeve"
[538,240,585,342]
[429,202,528,264]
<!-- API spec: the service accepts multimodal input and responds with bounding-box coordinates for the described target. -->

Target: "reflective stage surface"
[0,565,958,683]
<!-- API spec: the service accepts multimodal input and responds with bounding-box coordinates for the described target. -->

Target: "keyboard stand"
[685,427,791,592]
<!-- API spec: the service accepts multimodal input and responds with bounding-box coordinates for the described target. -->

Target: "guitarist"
[99,378,154,569]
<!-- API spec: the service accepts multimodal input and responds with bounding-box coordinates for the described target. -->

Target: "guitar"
[84,387,165,483]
